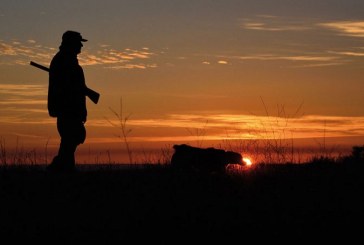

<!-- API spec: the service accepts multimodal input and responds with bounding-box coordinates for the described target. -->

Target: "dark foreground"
[0,162,363,243]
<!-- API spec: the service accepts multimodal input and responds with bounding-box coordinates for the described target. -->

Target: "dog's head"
[225,151,243,165]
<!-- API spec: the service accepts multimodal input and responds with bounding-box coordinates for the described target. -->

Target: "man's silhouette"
[47,30,88,172]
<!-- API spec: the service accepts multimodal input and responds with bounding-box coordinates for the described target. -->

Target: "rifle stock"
[30,61,100,104]
[85,87,100,104]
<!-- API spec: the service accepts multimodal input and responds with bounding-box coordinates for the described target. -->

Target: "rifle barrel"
[30,61,50,72]
[29,61,100,104]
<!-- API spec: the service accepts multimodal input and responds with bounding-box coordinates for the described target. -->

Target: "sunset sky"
[1,0,364,163]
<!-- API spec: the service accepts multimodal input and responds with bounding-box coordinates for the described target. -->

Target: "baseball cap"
[62,30,88,43]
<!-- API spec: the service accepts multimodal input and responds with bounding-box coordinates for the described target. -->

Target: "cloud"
[291,62,347,68]
[0,99,47,105]
[0,84,47,97]
[319,21,364,38]
[68,47,157,69]
[241,16,313,32]
[3,110,364,149]
[0,116,54,125]
[243,22,310,32]
[211,53,342,68]
[0,39,158,70]
[96,113,364,141]
[1,108,47,114]
[0,83,48,124]
[237,16,364,68]
[107,63,157,70]
[0,42,17,55]
[242,16,364,36]
[0,40,55,65]
[328,50,364,57]
[216,54,338,62]
[279,56,336,62]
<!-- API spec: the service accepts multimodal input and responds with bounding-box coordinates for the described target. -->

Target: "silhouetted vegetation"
[0,146,363,242]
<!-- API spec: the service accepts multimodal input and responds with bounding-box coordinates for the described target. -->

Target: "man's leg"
[48,139,77,171]
[58,138,77,169]
[47,117,82,172]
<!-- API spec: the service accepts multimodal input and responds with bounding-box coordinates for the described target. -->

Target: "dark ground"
[0,162,363,243]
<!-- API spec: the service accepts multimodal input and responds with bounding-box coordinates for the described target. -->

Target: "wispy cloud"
[319,21,364,38]
[291,62,348,68]
[0,116,54,125]
[3,111,364,148]
[238,16,364,67]
[0,83,47,114]
[0,83,48,124]
[0,99,46,105]
[94,113,364,141]
[211,53,343,68]
[0,84,47,97]
[242,16,364,37]
[224,54,337,62]
[79,47,157,69]
[328,50,364,57]
[0,39,158,69]
[107,63,158,70]
[243,22,311,32]
[0,40,55,65]
[1,108,47,114]
[241,15,313,32]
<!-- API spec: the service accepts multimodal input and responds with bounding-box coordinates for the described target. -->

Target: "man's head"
[60,30,87,54]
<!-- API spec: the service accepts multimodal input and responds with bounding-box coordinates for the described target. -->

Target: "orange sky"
[1,0,364,163]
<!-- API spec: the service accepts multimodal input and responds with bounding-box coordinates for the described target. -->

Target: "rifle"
[30,61,100,104]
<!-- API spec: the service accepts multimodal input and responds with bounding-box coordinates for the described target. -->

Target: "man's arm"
[30,61,100,104]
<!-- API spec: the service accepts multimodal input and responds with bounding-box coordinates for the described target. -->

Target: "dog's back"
[171,144,243,172]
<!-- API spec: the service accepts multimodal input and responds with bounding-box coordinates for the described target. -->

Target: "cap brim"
[81,38,88,42]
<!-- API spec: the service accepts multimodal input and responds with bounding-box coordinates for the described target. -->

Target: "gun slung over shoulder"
[29,61,100,104]
[30,61,50,72]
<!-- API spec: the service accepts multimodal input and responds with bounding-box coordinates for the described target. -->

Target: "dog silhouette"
[171,144,243,172]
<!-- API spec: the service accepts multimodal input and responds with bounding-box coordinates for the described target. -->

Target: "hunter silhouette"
[47,30,89,172]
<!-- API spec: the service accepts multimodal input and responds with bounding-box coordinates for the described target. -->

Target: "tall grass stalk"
[258,97,305,164]
[0,137,7,166]
[44,137,50,164]
[137,144,172,165]
[186,120,208,147]
[0,137,45,166]
[105,97,134,164]
[218,98,306,164]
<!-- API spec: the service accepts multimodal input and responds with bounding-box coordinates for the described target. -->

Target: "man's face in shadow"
[65,42,83,55]
[74,42,83,55]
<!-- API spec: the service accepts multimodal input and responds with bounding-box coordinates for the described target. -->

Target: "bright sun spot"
[243,157,253,166]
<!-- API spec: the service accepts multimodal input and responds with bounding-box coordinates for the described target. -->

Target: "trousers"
[50,117,86,169]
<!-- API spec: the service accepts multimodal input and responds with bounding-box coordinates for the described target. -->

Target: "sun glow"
[243,157,253,166]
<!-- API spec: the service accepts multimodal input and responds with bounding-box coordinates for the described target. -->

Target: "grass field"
[1,154,363,243]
